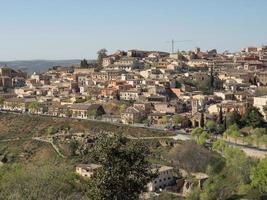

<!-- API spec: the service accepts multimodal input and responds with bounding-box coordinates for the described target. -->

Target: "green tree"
[224,147,253,184]
[212,139,226,153]
[223,124,239,138]
[172,114,182,125]
[226,111,241,128]
[87,135,155,200]
[119,104,127,113]
[251,158,267,194]
[198,131,209,146]
[206,120,216,133]
[97,49,108,66]
[160,116,169,125]
[46,126,57,135]
[28,101,41,113]
[200,112,205,128]
[217,106,223,125]
[186,188,200,200]
[0,96,4,105]
[192,128,204,138]
[241,106,265,128]
[80,59,89,68]
[88,109,97,119]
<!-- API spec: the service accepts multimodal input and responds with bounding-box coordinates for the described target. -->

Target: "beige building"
[76,163,101,178]
[254,96,267,119]
[147,165,175,192]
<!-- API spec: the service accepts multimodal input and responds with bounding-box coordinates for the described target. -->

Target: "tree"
[160,116,169,125]
[241,106,265,128]
[217,106,223,125]
[119,104,127,113]
[88,109,97,119]
[192,128,204,138]
[200,112,205,128]
[97,49,108,66]
[0,96,4,105]
[210,66,214,89]
[46,126,57,135]
[172,114,182,125]
[28,101,41,113]
[198,131,209,146]
[186,188,200,200]
[226,111,241,128]
[87,135,155,200]
[224,147,254,184]
[206,120,216,133]
[223,124,240,138]
[251,158,267,194]
[80,59,89,68]
[212,139,226,153]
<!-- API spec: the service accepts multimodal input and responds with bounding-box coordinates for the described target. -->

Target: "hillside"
[0,60,83,73]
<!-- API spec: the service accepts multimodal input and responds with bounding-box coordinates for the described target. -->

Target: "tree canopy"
[87,135,155,200]
[241,106,265,128]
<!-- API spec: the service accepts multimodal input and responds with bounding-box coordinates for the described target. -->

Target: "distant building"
[76,163,101,178]
[147,165,176,192]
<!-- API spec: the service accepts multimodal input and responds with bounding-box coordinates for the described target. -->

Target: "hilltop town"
[1,46,267,130]
[1,46,267,199]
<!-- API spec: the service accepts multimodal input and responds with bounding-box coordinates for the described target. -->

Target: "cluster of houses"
[1,46,267,128]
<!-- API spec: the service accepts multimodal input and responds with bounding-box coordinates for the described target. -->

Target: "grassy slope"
[0,113,172,140]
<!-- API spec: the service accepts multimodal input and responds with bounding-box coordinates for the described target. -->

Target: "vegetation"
[97,48,107,65]
[80,59,89,68]
[241,106,265,128]
[168,141,222,173]
[87,135,156,200]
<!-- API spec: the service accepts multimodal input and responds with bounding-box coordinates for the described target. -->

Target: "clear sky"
[0,0,267,60]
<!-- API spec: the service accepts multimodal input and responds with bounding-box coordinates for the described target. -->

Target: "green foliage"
[206,120,216,133]
[172,114,183,125]
[153,192,183,200]
[160,116,169,124]
[97,48,108,65]
[88,109,97,119]
[0,96,4,105]
[251,158,267,194]
[192,128,204,137]
[168,141,221,173]
[0,162,88,200]
[87,135,155,200]
[28,101,42,113]
[69,139,79,156]
[226,111,241,128]
[200,174,235,200]
[175,81,182,88]
[119,104,127,113]
[46,126,57,135]
[241,106,265,128]
[80,59,89,68]
[223,124,240,138]
[186,188,200,200]
[198,131,209,146]
[224,147,254,184]
[212,139,226,153]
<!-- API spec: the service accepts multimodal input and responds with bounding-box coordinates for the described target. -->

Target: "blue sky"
[0,0,267,60]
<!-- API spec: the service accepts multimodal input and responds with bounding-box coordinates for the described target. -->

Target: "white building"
[147,165,175,192]
[253,95,267,119]
[76,163,101,178]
